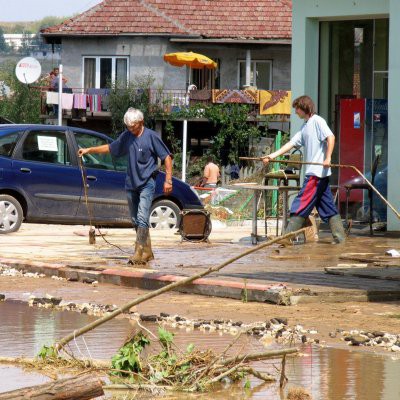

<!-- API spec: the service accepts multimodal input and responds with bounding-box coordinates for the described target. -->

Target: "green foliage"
[158,326,174,349]
[0,61,41,123]
[108,73,155,137]
[111,332,150,376]
[0,27,9,53]
[38,345,57,359]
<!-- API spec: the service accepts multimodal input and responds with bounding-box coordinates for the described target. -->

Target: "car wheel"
[150,200,181,230]
[0,195,23,234]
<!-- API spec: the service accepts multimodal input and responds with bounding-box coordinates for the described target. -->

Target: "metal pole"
[57,64,63,126]
[245,50,251,87]
[182,119,187,182]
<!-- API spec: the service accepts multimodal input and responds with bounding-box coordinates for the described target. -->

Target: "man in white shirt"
[263,95,346,244]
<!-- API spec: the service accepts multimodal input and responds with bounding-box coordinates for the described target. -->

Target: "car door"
[72,131,130,223]
[12,129,82,220]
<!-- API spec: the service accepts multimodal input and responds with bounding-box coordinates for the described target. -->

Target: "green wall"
[292,0,400,231]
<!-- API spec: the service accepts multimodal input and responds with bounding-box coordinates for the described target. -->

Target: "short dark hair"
[292,95,315,115]
[206,155,214,163]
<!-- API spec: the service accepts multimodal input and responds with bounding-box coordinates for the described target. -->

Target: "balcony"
[38,87,290,124]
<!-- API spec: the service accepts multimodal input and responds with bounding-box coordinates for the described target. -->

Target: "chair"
[344,155,380,236]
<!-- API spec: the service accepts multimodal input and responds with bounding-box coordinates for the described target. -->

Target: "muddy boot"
[128,227,147,265]
[141,230,154,263]
[329,214,346,244]
[279,216,306,246]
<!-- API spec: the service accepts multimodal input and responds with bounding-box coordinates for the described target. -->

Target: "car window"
[74,132,127,171]
[22,131,71,165]
[0,132,20,157]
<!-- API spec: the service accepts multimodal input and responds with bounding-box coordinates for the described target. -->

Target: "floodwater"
[0,301,399,399]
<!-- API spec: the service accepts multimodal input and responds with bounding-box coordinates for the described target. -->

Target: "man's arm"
[262,141,295,165]
[323,135,335,168]
[78,144,110,157]
[163,155,173,194]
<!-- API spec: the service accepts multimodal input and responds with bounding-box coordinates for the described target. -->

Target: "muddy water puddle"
[0,301,399,399]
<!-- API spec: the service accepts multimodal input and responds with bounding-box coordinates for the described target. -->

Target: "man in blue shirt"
[263,95,346,244]
[78,108,173,264]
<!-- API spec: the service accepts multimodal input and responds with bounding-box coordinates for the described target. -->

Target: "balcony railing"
[37,87,286,120]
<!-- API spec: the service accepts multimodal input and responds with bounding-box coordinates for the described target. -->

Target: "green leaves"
[37,345,57,360]
[158,326,174,348]
[111,332,150,376]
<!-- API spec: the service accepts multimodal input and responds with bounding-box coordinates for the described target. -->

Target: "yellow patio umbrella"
[163,52,217,182]
[163,52,217,69]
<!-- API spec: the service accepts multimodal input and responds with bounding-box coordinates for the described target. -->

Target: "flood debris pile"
[0,265,45,279]
[106,326,294,392]
[333,329,400,352]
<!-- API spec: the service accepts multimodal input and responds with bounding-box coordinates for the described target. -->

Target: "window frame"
[82,56,129,89]
[237,59,273,90]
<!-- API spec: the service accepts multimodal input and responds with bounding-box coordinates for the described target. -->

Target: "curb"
[0,258,292,305]
[2,258,400,305]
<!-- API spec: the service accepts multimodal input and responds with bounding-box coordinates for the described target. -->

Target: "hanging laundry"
[61,93,74,110]
[101,95,110,111]
[46,91,59,105]
[88,95,102,112]
[73,94,87,109]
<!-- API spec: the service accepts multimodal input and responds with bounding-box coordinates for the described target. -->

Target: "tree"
[0,61,41,123]
[0,27,9,53]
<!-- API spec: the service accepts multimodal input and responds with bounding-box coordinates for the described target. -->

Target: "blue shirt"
[109,127,171,190]
[289,114,334,178]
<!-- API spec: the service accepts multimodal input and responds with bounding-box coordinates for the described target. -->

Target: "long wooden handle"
[240,157,400,219]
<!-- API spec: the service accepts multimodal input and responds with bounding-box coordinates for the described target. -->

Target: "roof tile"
[42,0,292,40]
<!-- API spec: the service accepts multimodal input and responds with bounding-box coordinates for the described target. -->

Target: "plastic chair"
[344,155,380,236]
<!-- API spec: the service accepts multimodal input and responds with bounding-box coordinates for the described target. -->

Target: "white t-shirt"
[289,114,334,178]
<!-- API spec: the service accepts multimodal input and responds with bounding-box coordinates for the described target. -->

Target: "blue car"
[0,124,203,234]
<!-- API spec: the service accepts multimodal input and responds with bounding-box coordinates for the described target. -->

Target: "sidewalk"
[1,222,399,305]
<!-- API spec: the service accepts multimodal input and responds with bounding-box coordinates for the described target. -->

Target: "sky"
[0,0,103,22]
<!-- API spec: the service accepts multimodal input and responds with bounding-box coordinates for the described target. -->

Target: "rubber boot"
[284,215,306,234]
[141,230,154,262]
[329,214,346,244]
[128,227,147,265]
[280,216,306,246]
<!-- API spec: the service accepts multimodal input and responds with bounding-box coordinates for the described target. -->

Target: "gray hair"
[124,108,144,126]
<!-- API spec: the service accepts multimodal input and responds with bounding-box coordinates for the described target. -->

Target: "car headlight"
[190,186,202,202]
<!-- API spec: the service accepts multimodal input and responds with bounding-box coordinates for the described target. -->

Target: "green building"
[292,0,399,231]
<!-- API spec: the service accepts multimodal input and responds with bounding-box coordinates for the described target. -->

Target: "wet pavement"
[1,301,400,399]
[1,223,400,304]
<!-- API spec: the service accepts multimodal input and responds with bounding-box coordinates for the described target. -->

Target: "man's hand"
[262,156,272,166]
[323,156,331,168]
[78,148,90,157]
[163,181,172,195]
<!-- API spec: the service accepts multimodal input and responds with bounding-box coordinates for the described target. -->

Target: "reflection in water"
[0,301,399,399]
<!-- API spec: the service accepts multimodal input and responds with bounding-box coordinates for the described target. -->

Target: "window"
[191,58,220,89]
[22,131,71,165]
[238,60,272,90]
[74,133,127,171]
[83,56,129,89]
[0,132,20,157]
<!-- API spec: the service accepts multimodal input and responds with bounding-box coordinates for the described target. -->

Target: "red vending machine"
[338,98,366,203]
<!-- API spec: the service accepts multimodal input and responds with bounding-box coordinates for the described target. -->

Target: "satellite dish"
[15,57,42,84]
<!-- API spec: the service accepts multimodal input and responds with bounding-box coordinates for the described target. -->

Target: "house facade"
[292,0,399,231]
[41,1,292,135]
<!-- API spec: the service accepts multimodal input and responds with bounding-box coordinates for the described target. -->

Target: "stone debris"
[0,265,45,279]
[23,295,400,353]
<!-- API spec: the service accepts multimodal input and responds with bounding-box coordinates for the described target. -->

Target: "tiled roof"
[42,0,292,40]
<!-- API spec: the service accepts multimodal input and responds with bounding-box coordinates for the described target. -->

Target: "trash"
[386,249,400,258]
